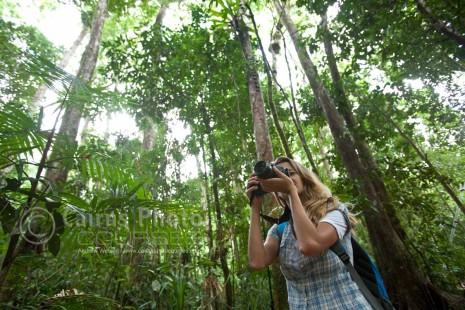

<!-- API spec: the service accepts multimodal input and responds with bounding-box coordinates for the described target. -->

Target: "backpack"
[276,207,395,310]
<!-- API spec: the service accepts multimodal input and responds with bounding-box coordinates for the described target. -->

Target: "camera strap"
[260,206,291,224]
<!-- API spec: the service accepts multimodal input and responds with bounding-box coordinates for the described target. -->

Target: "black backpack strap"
[330,241,385,310]
[330,204,385,310]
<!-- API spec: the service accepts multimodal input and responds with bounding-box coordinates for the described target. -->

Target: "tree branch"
[414,0,465,47]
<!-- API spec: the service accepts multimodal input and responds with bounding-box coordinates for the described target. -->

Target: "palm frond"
[0,107,46,162]
[24,48,80,96]
[78,153,140,191]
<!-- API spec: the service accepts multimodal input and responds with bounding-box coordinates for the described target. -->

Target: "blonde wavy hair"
[273,156,359,229]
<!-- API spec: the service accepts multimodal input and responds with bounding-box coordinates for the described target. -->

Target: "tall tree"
[233,1,274,163]
[279,25,320,174]
[266,21,294,158]
[200,96,234,308]
[319,12,406,240]
[141,3,168,150]
[45,0,108,188]
[232,2,292,308]
[274,0,460,308]
[246,6,292,159]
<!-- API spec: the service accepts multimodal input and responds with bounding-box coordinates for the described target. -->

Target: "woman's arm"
[287,190,339,256]
[248,206,279,270]
[246,176,279,270]
[259,168,339,256]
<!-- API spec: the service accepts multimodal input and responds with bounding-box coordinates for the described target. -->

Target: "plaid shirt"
[267,205,371,309]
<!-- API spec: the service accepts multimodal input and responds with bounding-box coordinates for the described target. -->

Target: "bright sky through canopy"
[6,0,197,177]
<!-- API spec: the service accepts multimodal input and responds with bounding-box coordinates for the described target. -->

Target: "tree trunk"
[274,1,454,308]
[316,127,333,181]
[200,97,233,308]
[45,0,108,188]
[320,12,407,241]
[129,6,171,286]
[280,29,319,174]
[413,0,465,47]
[142,115,157,150]
[269,36,294,159]
[233,3,273,163]
[234,3,289,308]
[246,6,292,159]
[142,4,169,149]
[197,150,213,250]
[32,26,89,107]
[267,63,293,158]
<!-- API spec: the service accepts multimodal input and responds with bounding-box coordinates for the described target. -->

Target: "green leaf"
[60,192,91,210]
[53,211,65,235]
[48,233,61,257]
[0,199,16,233]
[127,182,145,197]
[2,178,21,191]
[199,258,215,267]
[46,201,62,212]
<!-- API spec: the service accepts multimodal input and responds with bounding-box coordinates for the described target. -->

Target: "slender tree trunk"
[266,64,293,158]
[234,3,289,308]
[32,26,89,107]
[142,4,169,149]
[200,97,233,308]
[132,5,169,282]
[280,30,319,174]
[142,116,157,150]
[45,0,108,188]
[274,1,455,308]
[269,38,293,158]
[316,127,333,181]
[233,3,273,163]
[246,5,292,159]
[196,152,213,250]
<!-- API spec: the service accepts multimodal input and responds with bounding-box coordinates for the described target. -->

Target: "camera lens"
[254,161,274,179]
[254,161,267,173]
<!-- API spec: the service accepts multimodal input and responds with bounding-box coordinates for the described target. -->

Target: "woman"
[246,156,371,309]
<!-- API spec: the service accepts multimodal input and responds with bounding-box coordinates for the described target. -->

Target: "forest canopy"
[0,0,464,309]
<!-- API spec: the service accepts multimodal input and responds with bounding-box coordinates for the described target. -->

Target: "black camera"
[253,161,290,196]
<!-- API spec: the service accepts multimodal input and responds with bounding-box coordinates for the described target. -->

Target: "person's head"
[273,156,338,224]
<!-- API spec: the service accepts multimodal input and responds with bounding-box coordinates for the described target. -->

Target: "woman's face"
[277,162,304,195]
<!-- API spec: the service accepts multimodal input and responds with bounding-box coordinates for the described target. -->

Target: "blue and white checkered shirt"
[267,205,371,309]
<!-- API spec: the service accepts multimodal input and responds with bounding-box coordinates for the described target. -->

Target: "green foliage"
[0,107,46,163]
[0,18,62,107]
[2,0,465,308]
[314,0,464,81]
[41,294,122,309]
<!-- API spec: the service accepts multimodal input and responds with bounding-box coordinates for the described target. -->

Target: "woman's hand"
[246,175,263,210]
[258,166,297,195]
